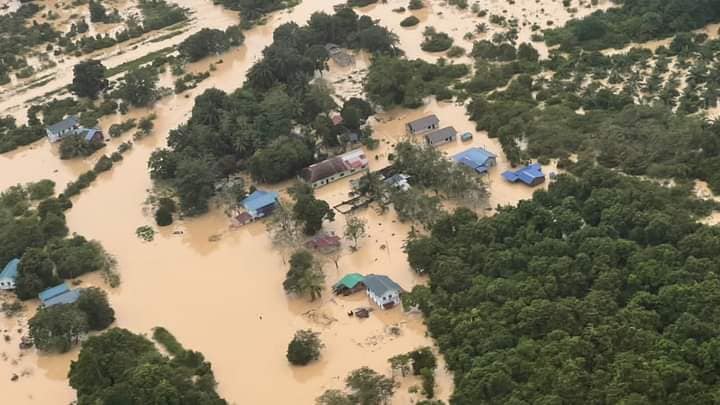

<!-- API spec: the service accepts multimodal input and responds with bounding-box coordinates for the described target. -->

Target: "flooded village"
[1,0,720,404]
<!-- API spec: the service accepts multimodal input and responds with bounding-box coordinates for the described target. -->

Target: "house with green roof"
[332,273,365,295]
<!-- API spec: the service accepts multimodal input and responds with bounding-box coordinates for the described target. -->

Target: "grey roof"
[46,116,79,135]
[406,115,439,132]
[425,126,457,144]
[363,274,402,296]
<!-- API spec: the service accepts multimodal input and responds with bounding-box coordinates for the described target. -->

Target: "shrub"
[287,329,323,365]
[400,16,420,27]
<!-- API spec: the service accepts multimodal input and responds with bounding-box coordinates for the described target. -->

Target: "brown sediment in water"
[0,1,574,403]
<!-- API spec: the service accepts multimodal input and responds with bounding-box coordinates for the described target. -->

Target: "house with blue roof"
[0,258,20,290]
[453,147,498,174]
[39,283,80,307]
[502,163,546,186]
[242,190,279,220]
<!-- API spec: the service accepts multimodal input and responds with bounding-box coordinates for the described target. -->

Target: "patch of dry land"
[0,0,645,403]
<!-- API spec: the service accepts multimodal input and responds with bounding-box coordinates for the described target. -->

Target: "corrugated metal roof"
[301,149,368,183]
[502,163,545,185]
[334,273,365,290]
[43,290,80,307]
[425,126,457,144]
[38,283,70,303]
[0,258,19,280]
[406,115,439,132]
[363,274,402,297]
[453,147,497,172]
[46,116,79,135]
[242,190,279,212]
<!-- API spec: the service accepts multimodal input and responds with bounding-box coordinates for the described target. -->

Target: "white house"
[46,116,81,143]
[363,274,403,309]
[0,258,19,290]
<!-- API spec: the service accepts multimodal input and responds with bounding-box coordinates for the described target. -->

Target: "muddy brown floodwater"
[1,1,576,404]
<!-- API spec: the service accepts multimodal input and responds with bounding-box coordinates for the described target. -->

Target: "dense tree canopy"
[69,327,227,405]
[178,27,244,62]
[545,0,720,50]
[71,60,108,99]
[149,9,398,215]
[404,164,720,404]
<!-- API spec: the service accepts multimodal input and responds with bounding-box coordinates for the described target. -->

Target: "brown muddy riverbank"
[2,1,576,403]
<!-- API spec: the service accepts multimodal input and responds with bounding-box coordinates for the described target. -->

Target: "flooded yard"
[2,0,581,403]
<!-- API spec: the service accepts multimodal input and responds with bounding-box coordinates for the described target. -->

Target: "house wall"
[311,167,367,189]
[0,277,15,290]
[367,289,401,309]
[406,122,439,136]
[427,134,456,147]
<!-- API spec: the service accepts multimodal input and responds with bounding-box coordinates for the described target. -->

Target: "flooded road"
[2,1,581,404]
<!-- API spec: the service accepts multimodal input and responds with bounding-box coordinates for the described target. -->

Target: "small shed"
[453,147,497,174]
[502,163,545,186]
[405,115,439,136]
[333,273,366,295]
[46,116,80,143]
[39,283,80,307]
[363,274,402,309]
[241,190,279,219]
[424,126,457,147]
[0,258,19,290]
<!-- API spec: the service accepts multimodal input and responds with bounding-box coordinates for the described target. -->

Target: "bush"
[421,27,453,52]
[93,155,113,173]
[408,0,423,9]
[400,16,420,27]
[27,180,55,200]
[446,45,465,58]
[155,206,173,226]
[287,329,323,365]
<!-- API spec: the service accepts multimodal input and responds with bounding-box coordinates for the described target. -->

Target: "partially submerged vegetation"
[69,327,227,404]
[405,164,720,404]
[149,8,399,215]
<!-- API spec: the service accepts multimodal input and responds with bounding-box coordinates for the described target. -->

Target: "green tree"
[291,185,335,235]
[346,367,395,405]
[343,215,367,250]
[76,287,115,330]
[27,180,55,200]
[175,158,216,215]
[88,0,107,22]
[71,60,108,99]
[178,28,233,62]
[15,248,59,300]
[248,137,314,183]
[116,66,159,107]
[283,250,325,301]
[155,206,173,226]
[287,329,324,365]
[29,304,89,352]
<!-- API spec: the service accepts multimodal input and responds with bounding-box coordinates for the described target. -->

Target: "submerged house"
[241,190,279,220]
[46,116,104,144]
[333,273,365,295]
[77,128,104,144]
[424,126,457,148]
[384,174,411,191]
[38,283,80,307]
[46,116,81,143]
[453,147,497,174]
[363,274,403,309]
[502,163,546,186]
[405,114,439,136]
[0,258,19,290]
[301,149,369,189]
[306,234,341,251]
[325,43,355,67]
